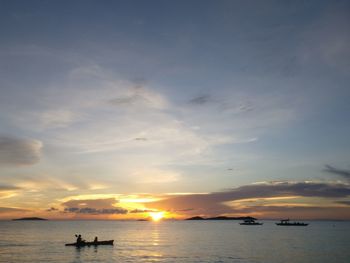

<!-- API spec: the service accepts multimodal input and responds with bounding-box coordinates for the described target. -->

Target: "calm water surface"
[0,220,349,263]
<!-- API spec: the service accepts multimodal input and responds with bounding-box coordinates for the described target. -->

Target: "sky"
[0,0,349,220]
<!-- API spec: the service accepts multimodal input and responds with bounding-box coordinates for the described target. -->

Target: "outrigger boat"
[276,219,308,226]
[65,240,114,247]
[239,218,263,225]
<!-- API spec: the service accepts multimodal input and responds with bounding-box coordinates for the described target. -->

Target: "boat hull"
[275,223,308,226]
[65,240,114,247]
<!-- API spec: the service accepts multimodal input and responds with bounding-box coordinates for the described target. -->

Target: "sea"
[0,220,349,263]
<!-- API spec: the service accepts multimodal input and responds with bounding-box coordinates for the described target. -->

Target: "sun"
[149,211,164,222]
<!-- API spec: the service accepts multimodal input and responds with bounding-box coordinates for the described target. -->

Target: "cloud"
[134,137,148,141]
[46,207,59,212]
[109,86,167,110]
[62,198,118,209]
[35,109,78,129]
[62,197,128,214]
[0,184,21,199]
[189,95,211,105]
[148,181,350,216]
[237,103,254,112]
[0,136,42,166]
[229,181,350,198]
[109,94,144,105]
[0,207,28,213]
[129,209,155,213]
[336,201,350,206]
[64,207,128,214]
[227,205,350,220]
[0,185,20,191]
[324,165,350,180]
[8,174,81,192]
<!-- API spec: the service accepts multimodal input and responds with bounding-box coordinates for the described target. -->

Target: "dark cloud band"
[64,207,128,214]
[62,198,128,215]
[148,181,350,215]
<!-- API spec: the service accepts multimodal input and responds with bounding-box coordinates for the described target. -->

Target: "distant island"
[186,216,257,221]
[13,217,48,221]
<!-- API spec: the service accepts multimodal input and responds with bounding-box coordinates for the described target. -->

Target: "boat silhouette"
[239,218,263,225]
[275,219,308,226]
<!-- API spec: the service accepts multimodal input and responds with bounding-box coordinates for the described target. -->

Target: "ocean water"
[0,220,349,263]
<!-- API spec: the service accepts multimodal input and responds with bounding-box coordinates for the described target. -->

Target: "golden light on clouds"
[1,0,350,223]
[0,191,18,199]
[229,196,300,203]
[119,197,162,203]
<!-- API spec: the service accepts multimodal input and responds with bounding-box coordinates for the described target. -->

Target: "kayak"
[65,240,114,247]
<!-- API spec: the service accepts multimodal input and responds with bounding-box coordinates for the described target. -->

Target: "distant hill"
[186,216,257,221]
[13,217,47,221]
[186,216,205,220]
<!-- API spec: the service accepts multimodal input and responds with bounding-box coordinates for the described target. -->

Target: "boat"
[239,218,263,225]
[65,240,114,247]
[275,219,308,226]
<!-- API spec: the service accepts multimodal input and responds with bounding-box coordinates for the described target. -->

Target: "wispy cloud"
[324,165,350,180]
[0,185,20,191]
[0,184,21,199]
[12,174,81,192]
[33,109,78,129]
[109,85,168,110]
[0,136,42,166]
[189,95,211,105]
[0,207,28,213]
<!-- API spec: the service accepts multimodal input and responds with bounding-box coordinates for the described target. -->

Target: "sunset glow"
[0,1,349,221]
[149,212,165,222]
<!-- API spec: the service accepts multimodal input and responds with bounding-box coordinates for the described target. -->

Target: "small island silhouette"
[13,217,48,221]
[186,216,257,221]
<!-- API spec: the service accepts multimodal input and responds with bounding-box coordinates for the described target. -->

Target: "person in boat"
[94,236,98,243]
[76,234,84,244]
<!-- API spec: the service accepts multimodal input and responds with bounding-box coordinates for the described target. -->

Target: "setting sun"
[149,212,164,222]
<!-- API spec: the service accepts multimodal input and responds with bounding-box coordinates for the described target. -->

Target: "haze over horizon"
[0,0,349,220]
